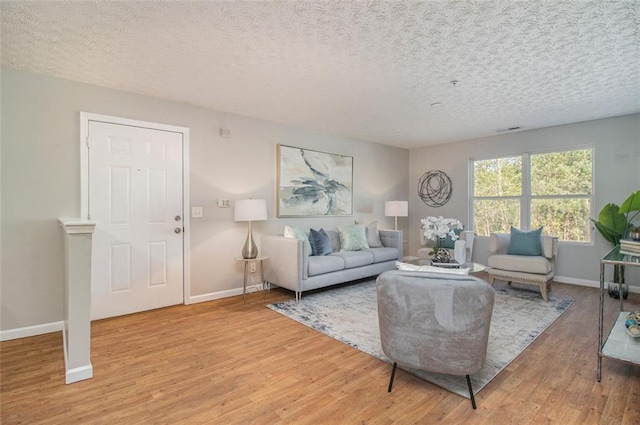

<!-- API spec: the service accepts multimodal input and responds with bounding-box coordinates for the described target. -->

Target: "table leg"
[243,261,249,303]
[259,260,266,297]
[598,261,604,382]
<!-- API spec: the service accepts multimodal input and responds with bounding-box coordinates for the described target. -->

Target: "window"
[471,148,593,242]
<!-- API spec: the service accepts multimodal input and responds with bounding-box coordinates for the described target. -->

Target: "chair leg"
[540,282,548,301]
[388,362,397,392]
[466,375,477,409]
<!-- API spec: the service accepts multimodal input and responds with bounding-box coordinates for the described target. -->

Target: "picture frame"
[277,144,353,217]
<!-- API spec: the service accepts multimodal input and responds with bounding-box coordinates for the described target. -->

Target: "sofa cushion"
[308,255,345,277]
[488,254,551,275]
[284,225,312,256]
[331,251,374,269]
[507,226,542,256]
[366,221,383,248]
[337,224,369,251]
[309,228,333,256]
[368,247,400,263]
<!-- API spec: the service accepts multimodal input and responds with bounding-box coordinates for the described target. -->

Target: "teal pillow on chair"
[441,228,463,249]
[508,226,543,256]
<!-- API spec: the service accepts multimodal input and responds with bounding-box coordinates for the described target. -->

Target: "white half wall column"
[59,217,97,384]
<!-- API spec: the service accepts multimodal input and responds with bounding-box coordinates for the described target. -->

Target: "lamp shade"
[385,201,408,217]
[234,199,268,222]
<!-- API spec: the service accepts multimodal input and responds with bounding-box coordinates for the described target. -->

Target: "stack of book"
[620,239,640,256]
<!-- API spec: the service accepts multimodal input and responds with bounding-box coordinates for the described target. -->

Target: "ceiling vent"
[496,126,524,133]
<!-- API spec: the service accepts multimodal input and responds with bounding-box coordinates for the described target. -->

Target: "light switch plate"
[217,199,231,208]
[191,206,203,218]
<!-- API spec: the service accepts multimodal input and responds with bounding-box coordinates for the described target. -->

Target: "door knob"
[175,215,181,221]
[175,228,182,234]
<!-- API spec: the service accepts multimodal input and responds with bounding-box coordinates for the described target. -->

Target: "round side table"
[234,255,268,302]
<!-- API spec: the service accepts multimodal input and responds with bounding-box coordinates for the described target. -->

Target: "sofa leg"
[295,291,301,302]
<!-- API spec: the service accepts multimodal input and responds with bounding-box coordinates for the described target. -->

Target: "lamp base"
[242,223,258,259]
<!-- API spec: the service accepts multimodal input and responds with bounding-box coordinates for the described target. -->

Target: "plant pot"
[608,281,629,300]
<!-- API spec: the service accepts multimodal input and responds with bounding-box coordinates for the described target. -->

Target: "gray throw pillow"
[366,221,383,248]
[309,228,333,256]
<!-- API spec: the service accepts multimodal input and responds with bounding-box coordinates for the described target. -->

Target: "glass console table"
[597,245,640,381]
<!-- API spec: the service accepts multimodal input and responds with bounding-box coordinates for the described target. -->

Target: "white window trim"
[469,145,595,244]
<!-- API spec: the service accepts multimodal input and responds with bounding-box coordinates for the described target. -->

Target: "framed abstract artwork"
[277,145,353,217]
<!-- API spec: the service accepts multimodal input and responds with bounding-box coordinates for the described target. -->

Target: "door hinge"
[86,136,91,148]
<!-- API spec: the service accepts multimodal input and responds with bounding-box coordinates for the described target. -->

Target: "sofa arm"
[542,236,558,259]
[379,229,403,259]
[261,236,306,292]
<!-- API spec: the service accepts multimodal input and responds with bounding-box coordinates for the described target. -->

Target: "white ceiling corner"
[1,0,638,148]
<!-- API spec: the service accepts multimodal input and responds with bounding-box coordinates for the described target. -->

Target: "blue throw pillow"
[508,226,543,256]
[309,228,333,256]
[440,228,463,249]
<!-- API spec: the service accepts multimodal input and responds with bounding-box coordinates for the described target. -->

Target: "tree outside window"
[472,148,593,242]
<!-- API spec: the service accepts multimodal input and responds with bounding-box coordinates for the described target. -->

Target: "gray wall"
[1,68,409,331]
[409,114,640,285]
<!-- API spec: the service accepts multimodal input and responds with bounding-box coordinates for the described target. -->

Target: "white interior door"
[89,121,184,320]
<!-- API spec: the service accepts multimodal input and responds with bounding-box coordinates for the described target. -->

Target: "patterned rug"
[267,279,573,399]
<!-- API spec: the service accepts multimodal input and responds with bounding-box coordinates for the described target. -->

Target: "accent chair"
[376,270,495,409]
[486,231,558,301]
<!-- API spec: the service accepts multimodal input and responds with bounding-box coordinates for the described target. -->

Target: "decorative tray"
[626,312,640,338]
[430,260,460,268]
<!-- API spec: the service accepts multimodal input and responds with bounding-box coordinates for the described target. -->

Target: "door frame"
[79,112,191,306]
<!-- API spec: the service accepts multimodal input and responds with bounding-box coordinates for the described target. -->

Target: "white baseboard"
[554,275,640,294]
[61,326,93,384]
[65,364,94,384]
[0,321,63,342]
[189,285,263,304]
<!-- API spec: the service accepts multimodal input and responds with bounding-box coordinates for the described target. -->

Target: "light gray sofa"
[262,229,403,301]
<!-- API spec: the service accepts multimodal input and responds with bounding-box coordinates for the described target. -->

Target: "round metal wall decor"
[418,170,452,207]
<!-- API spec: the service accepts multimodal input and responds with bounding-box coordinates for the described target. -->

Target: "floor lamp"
[385,201,408,231]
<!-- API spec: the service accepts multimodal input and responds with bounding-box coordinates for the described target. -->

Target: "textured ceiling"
[1,1,639,148]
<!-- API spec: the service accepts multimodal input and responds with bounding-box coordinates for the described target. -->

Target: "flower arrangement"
[421,216,463,259]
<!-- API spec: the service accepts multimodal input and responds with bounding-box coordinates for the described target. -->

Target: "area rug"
[267,279,573,398]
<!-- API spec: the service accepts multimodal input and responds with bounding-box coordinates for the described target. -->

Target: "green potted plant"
[591,190,640,299]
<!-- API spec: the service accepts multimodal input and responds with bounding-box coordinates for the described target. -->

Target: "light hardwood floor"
[2,277,640,424]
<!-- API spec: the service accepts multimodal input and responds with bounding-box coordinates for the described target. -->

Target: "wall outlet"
[250,262,257,273]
